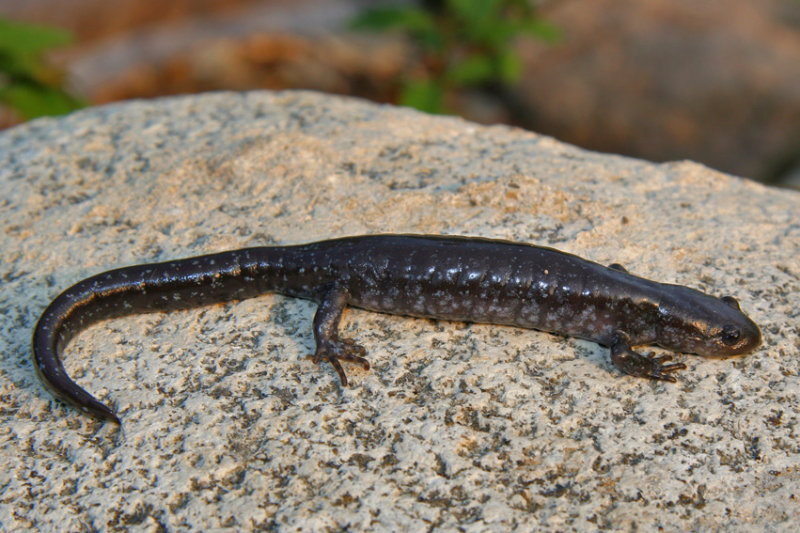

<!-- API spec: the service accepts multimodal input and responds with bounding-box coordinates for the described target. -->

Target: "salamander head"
[656,287,761,357]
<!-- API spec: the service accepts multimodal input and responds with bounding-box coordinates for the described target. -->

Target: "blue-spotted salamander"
[32,235,761,423]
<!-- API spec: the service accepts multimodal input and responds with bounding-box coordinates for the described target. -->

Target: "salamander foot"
[610,332,687,382]
[312,338,370,386]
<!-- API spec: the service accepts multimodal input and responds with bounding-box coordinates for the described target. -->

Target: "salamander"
[32,234,761,423]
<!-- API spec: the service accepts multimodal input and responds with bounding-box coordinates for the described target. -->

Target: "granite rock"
[0,91,797,531]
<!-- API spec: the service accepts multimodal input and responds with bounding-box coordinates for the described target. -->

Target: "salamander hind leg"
[312,285,370,386]
[610,331,686,382]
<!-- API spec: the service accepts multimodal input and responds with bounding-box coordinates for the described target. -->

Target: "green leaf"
[0,83,84,119]
[350,7,435,34]
[447,0,503,27]
[449,0,502,46]
[400,79,445,114]
[350,7,443,50]
[497,48,523,84]
[0,49,39,79]
[0,18,73,55]
[517,18,563,43]
[445,54,495,85]
[0,18,86,120]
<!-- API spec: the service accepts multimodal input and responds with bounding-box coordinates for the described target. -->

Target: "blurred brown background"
[1,0,798,186]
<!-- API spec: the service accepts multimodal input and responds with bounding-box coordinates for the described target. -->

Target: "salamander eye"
[721,296,740,310]
[721,325,741,346]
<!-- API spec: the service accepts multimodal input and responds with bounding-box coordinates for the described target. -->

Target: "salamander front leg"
[610,331,686,382]
[312,286,370,386]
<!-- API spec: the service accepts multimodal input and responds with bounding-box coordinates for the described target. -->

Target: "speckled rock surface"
[0,91,797,532]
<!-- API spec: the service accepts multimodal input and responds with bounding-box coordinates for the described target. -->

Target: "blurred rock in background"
[515,0,800,187]
[1,0,798,186]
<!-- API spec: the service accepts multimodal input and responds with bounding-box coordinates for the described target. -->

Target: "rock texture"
[0,91,797,531]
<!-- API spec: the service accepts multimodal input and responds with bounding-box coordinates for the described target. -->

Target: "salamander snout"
[657,289,762,357]
[709,294,761,356]
[713,318,761,356]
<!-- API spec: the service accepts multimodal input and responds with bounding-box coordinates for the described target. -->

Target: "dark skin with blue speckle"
[32,235,761,423]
